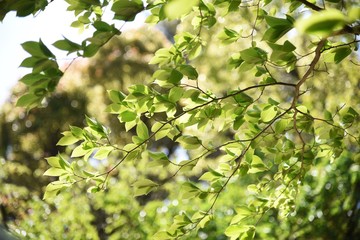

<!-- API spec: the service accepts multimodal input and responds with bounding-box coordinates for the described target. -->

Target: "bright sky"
[0,1,145,105]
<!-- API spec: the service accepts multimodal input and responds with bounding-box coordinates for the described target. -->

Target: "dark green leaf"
[296,9,347,37]
[112,0,144,21]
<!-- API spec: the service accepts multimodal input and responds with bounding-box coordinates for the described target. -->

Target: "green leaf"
[218,27,239,44]
[93,146,114,160]
[43,167,68,176]
[57,131,80,146]
[248,155,268,173]
[152,231,171,240]
[39,39,55,58]
[93,20,113,32]
[53,37,81,54]
[21,40,53,58]
[136,120,149,140]
[120,110,137,122]
[263,16,294,42]
[16,93,41,108]
[225,225,252,239]
[85,115,108,137]
[148,151,170,167]
[261,105,277,123]
[231,206,253,224]
[43,181,70,200]
[169,69,183,84]
[108,90,126,103]
[296,9,347,37]
[177,135,201,150]
[181,182,201,199]
[164,0,199,20]
[19,73,48,85]
[132,179,158,197]
[333,47,352,63]
[83,43,100,57]
[87,186,101,193]
[168,86,184,103]
[349,6,360,21]
[71,144,92,158]
[274,119,289,133]
[178,65,198,79]
[240,47,267,64]
[46,156,62,168]
[233,92,253,106]
[265,15,293,28]
[111,0,144,21]
[69,126,84,139]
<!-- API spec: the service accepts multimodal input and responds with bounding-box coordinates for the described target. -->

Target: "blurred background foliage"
[0,10,359,239]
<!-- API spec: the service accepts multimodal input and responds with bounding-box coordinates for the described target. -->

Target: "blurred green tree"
[0,0,359,239]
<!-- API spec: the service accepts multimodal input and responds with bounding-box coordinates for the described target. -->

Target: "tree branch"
[292,39,326,107]
[297,0,324,11]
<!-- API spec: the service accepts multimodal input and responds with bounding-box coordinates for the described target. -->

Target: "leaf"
[148,151,170,167]
[83,43,100,57]
[296,9,347,37]
[181,182,201,199]
[132,179,158,197]
[188,43,203,60]
[71,144,92,158]
[178,65,198,79]
[168,86,184,103]
[169,69,183,84]
[274,119,289,133]
[19,73,49,85]
[43,181,70,200]
[107,90,126,103]
[263,16,294,42]
[111,0,144,21]
[93,20,113,32]
[57,131,80,146]
[93,146,113,160]
[16,93,40,108]
[39,39,55,58]
[21,40,52,58]
[248,155,268,173]
[233,92,253,106]
[152,231,171,240]
[231,206,253,224]
[53,37,81,53]
[261,106,277,123]
[43,167,68,176]
[120,110,137,122]
[87,186,101,193]
[85,115,108,137]
[164,0,199,20]
[240,47,267,64]
[199,169,223,182]
[228,0,241,12]
[177,135,201,150]
[333,47,352,63]
[69,126,84,139]
[225,225,249,239]
[265,15,294,28]
[136,120,149,140]
[46,156,62,168]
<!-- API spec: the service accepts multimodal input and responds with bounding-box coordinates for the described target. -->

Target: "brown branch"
[292,39,326,108]
[297,0,324,11]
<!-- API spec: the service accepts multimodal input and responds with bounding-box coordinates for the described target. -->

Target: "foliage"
[1,0,360,239]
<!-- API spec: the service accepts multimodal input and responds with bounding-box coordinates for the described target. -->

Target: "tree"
[0,28,170,239]
[1,0,360,239]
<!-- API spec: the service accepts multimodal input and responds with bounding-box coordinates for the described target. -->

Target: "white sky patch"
[0,1,146,105]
